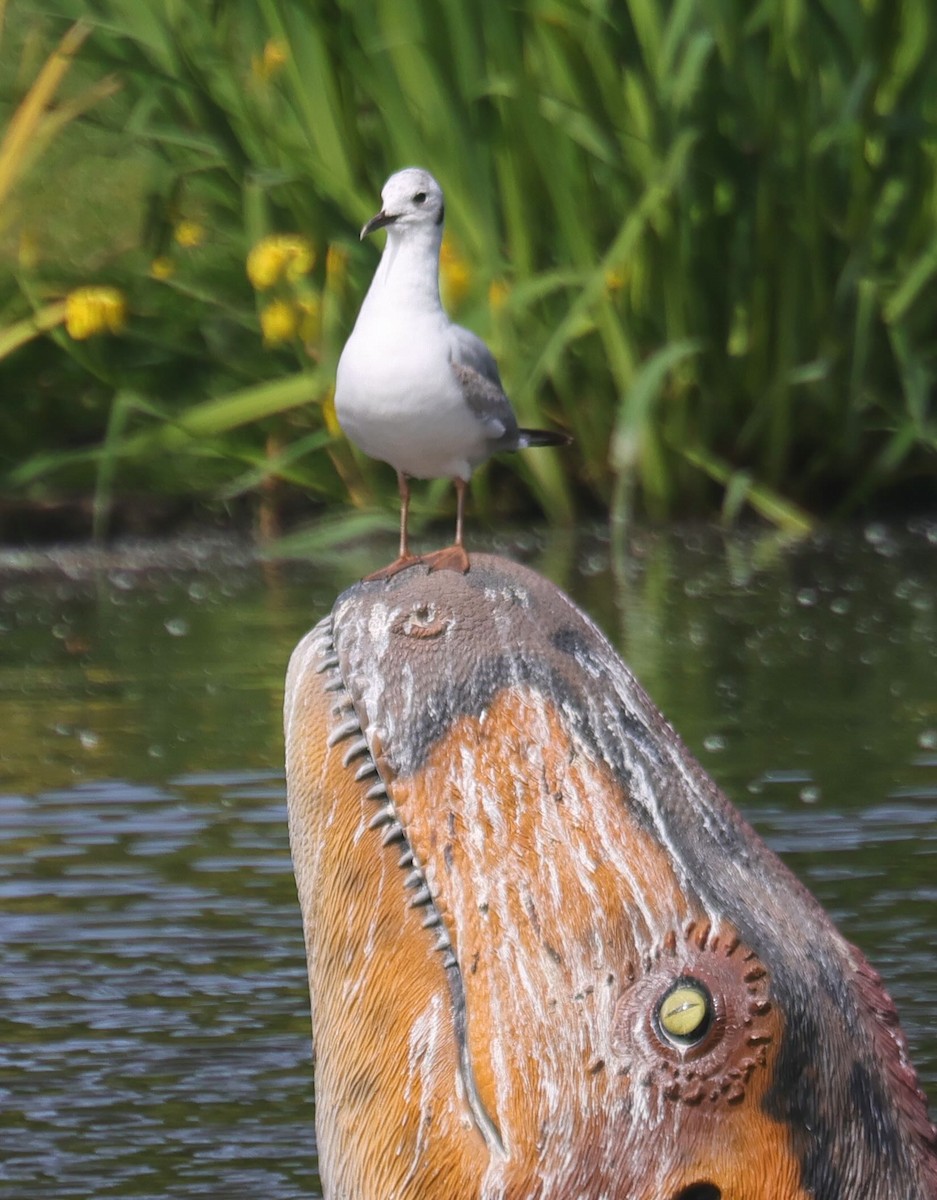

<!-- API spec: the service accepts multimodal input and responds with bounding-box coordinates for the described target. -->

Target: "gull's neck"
[360,223,443,320]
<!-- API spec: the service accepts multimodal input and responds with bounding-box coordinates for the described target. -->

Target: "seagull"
[335,167,570,578]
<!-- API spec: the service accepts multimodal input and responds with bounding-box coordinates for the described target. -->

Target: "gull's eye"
[412,191,427,205]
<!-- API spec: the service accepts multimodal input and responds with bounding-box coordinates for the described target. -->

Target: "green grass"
[1,0,936,541]
[0,9,148,270]
[0,121,150,270]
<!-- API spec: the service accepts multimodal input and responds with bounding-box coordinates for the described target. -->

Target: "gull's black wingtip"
[516,427,573,449]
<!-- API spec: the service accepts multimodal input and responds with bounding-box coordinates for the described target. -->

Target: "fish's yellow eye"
[657,980,713,1045]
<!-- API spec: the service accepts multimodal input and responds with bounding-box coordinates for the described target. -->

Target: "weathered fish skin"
[284,554,937,1200]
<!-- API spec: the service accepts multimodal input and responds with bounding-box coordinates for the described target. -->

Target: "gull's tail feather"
[515,428,573,450]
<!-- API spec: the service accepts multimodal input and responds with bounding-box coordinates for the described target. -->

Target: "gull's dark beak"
[360,210,398,240]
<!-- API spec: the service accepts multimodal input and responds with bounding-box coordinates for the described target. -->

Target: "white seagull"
[335,167,570,578]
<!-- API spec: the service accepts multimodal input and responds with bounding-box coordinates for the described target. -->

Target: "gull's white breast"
[336,309,490,480]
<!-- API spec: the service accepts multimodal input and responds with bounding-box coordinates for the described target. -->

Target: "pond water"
[1,521,935,1198]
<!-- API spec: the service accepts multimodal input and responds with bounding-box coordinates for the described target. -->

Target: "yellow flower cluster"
[65,287,127,340]
[246,234,316,291]
[248,233,322,349]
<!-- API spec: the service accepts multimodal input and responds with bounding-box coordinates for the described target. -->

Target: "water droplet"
[78,730,99,750]
[580,553,607,577]
[703,734,726,753]
[864,523,898,558]
[918,730,937,751]
[164,617,189,637]
[799,786,821,805]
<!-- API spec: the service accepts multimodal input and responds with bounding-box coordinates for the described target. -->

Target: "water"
[1,522,935,1197]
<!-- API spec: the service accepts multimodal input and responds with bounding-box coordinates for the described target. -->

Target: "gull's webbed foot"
[421,544,470,575]
[363,554,425,582]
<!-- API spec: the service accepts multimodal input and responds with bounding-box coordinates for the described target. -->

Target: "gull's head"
[360,168,445,240]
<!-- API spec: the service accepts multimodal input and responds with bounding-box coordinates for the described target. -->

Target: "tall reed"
[6,0,937,533]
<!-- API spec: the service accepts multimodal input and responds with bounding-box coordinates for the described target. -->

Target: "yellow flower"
[149,256,175,280]
[246,234,316,290]
[247,240,284,291]
[252,37,289,82]
[604,267,627,294]
[440,234,471,310]
[296,294,321,342]
[260,299,299,345]
[65,287,127,340]
[488,279,510,313]
[173,220,204,249]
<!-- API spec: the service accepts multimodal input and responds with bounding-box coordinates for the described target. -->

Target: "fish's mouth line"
[314,615,504,1156]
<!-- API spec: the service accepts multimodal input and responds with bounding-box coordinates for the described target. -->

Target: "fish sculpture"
[284,554,937,1199]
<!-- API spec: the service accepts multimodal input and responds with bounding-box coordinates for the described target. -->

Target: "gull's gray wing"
[449,323,504,388]
[448,323,519,443]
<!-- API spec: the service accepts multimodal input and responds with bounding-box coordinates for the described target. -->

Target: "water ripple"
[2,532,934,1195]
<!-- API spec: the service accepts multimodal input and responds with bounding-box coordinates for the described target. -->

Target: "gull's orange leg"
[423,477,470,575]
[364,471,424,581]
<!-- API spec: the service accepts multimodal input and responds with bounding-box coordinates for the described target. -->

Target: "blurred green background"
[1,0,935,546]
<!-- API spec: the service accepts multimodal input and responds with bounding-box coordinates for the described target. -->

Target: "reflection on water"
[1,522,935,1197]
